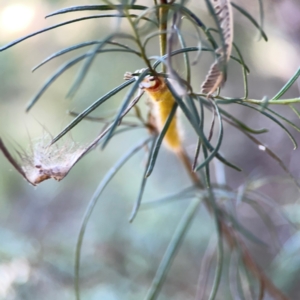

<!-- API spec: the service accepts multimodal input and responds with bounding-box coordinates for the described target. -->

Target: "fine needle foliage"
[0,1,300,300]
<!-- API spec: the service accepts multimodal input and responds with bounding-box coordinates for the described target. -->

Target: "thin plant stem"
[159,0,169,73]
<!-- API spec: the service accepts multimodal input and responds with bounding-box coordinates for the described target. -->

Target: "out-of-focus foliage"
[0,0,300,299]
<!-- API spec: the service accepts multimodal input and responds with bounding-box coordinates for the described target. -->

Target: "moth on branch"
[125,70,182,152]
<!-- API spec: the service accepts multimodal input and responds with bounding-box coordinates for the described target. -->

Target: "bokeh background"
[0,0,300,299]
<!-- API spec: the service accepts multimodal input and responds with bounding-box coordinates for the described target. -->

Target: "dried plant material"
[201,0,233,95]
[0,139,30,184]
[0,136,85,186]
[0,115,137,186]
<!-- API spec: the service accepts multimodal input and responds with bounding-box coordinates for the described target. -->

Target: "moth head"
[139,75,162,90]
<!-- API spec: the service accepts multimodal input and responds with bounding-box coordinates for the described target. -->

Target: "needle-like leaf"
[75,137,152,300]
[145,198,201,300]
[46,4,148,18]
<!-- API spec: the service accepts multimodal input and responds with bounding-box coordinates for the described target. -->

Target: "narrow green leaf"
[243,198,280,250]
[219,110,300,191]
[32,41,140,72]
[46,4,148,18]
[249,189,296,229]
[26,54,86,111]
[67,33,134,98]
[257,0,264,40]
[215,98,243,105]
[195,101,224,171]
[75,137,152,300]
[32,41,99,72]
[174,4,204,27]
[218,107,268,134]
[145,198,201,300]
[239,102,298,149]
[152,47,199,70]
[0,15,135,51]
[206,182,223,300]
[136,4,204,28]
[230,55,250,73]
[208,219,223,300]
[134,4,204,58]
[224,211,267,246]
[28,47,138,111]
[289,104,300,119]
[202,145,212,187]
[68,109,143,125]
[265,106,300,132]
[166,86,241,172]
[192,96,204,171]
[241,132,300,191]
[185,94,200,125]
[196,237,217,300]
[112,125,143,136]
[143,30,170,49]
[101,69,149,148]
[272,67,300,100]
[206,28,250,73]
[204,0,227,75]
[129,138,157,222]
[236,259,247,300]
[195,98,243,172]
[175,26,191,84]
[141,186,197,209]
[152,44,249,78]
[165,82,206,144]
[214,154,242,171]
[231,2,268,41]
[145,103,178,177]
[51,78,135,145]
[232,42,249,99]
[229,252,242,300]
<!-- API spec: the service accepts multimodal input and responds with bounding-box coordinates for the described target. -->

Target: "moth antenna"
[124,71,134,80]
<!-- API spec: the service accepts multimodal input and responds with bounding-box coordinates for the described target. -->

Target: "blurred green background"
[0,0,300,299]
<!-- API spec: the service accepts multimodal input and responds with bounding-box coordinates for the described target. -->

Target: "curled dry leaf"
[0,104,141,186]
[201,0,233,95]
[0,136,86,186]
[0,129,114,186]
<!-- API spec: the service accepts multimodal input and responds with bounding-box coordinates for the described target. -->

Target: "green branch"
[195,95,300,105]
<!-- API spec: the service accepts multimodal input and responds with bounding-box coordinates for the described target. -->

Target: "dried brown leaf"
[201,0,233,95]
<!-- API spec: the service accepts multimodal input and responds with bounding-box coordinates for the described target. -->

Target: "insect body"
[140,75,182,152]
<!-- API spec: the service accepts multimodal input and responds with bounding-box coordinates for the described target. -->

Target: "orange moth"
[124,71,182,152]
[140,75,181,152]
[133,73,200,184]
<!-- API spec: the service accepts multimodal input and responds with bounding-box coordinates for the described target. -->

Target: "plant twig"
[159,0,169,73]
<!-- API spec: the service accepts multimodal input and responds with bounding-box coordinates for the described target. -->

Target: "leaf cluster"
[0,1,299,299]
